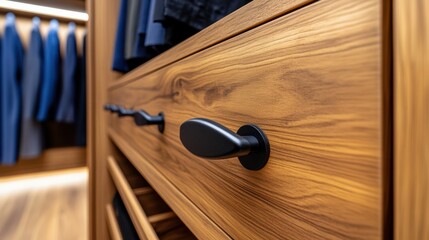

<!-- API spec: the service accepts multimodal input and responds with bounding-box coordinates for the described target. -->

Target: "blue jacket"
[20,17,44,158]
[1,13,24,164]
[144,0,166,47]
[56,23,77,123]
[112,0,130,72]
[132,0,155,60]
[37,20,61,122]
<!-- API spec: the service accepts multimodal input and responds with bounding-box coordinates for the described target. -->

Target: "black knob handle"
[180,118,270,170]
[117,107,135,117]
[104,104,120,113]
[133,110,165,133]
[105,105,165,133]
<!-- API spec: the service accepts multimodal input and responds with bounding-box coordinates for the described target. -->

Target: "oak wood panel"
[0,147,86,177]
[394,0,429,239]
[89,0,121,238]
[109,0,387,238]
[109,129,231,240]
[108,0,317,90]
[86,0,95,239]
[107,156,158,240]
[106,204,123,240]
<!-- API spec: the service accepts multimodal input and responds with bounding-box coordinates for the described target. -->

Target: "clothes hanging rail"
[0,0,87,24]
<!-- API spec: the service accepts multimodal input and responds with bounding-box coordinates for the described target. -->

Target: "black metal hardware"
[179,118,270,170]
[117,107,136,117]
[104,104,120,113]
[104,105,164,133]
[133,110,165,133]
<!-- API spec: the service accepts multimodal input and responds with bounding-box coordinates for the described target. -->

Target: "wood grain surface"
[108,0,387,238]
[88,0,122,239]
[86,0,95,238]
[0,147,86,177]
[107,156,158,240]
[394,0,429,239]
[0,168,88,240]
[106,204,123,240]
[108,0,317,90]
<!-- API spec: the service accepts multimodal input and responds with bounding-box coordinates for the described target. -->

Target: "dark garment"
[112,0,130,72]
[153,0,165,22]
[113,193,139,240]
[0,14,24,165]
[164,0,250,30]
[37,20,61,122]
[125,0,141,60]
[144,0,166,46]
[20,20,44,158]
[163,17,199,46]
[131,0,157,60]
[56,25,78,123]
[76,34,87,146]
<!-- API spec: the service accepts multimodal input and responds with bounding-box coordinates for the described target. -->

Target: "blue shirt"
[144,0,166,47]
[112,0,130,72]
[132,0,155,59]
[20,18,44,158]
[37,20,61,122]
[56,23,78,123]
[1,13,24,164]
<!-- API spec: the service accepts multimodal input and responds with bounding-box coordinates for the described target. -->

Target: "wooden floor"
[0,168,88,240]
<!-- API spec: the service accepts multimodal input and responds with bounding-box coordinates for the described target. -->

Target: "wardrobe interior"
[0,0,427,239]
[0,0,88,239]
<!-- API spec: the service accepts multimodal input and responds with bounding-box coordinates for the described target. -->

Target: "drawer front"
[109,0,386,239]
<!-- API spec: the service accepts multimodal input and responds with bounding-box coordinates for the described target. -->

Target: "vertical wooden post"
[394,0,429,239]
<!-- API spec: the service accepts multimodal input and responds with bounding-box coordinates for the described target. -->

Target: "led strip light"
[0,0,88,21]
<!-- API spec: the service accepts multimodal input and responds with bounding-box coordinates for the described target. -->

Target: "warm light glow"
[0,168,87,194]
[0,0,88,22]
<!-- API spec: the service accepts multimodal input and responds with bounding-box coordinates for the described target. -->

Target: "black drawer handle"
[104,105,164,133]
[179,118,270,170]
[133,110,165,133]
[104,104,120,113]
[117,106,135,117]
[116,107,165,133]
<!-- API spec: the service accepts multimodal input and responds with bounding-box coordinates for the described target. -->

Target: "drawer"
[108,0,386,238]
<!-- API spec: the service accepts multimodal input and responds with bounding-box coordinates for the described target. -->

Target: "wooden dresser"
[87,0,429,239]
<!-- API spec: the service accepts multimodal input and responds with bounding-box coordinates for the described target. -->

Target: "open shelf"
[106,204,123,240]
[107,155,196,240]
